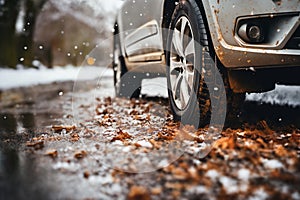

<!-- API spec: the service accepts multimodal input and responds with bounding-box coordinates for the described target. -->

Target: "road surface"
[0,71,299,200]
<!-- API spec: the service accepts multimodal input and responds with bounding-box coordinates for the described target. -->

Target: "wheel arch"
[194,0,219,60]
[161,0,220,63]
[161,0,178,52]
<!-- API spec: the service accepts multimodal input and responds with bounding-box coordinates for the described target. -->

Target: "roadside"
[0,68,299,199]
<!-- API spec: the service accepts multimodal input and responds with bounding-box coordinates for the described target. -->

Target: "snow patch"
[219,176,239,194]
[249,188,269,200]
[110,183,123,194]
[52,161,81,172]
[122,146,132,153]
[247,85,300,106]
[0,65,113,90]
[141,78,168,98]
[136,140,153,148]
[158,159,169,168]
[89,174,113,185]
[142,77,300,106]
[292,192,300,200]
[261,158,284,169]
[188,185,208,194]
[237,168,251,181]
[1,64,299,109]
[206,169,220,181]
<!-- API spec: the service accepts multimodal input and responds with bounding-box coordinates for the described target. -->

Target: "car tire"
[113,28,142,99]
[166,0,211,128]
[222,69,245,126]
[166,0,244,128]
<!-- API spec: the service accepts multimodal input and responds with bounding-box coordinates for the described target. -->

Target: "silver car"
[113,0,300,127]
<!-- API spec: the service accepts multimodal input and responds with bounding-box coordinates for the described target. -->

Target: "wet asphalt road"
[0,74,299,200]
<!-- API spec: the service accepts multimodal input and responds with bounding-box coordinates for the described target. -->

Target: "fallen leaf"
[45,149,58,158]
[157,132,174,141]
[95,143,100,150]
[150,187,162,195]
[127,186,150,200]
[26,140,44,150]
[83,170,90,179]
[274,145,288,157]
[52,125,76,133]
[165,182,183,190]
[214,133,236,149]
[237,131,246,137]
[256,138,268,148]
[111,130,132,142]
[172,167,189,180]
[70,133,80,142]
[133,143,142,148]
[74,150,87,159]
[104,96,112,104]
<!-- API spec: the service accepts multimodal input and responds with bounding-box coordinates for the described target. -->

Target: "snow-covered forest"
[0,0,123,68]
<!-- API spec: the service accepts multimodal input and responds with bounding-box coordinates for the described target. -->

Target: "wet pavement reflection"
[0,78,110,199]
[0,84,72,199]
[0,149,55,200]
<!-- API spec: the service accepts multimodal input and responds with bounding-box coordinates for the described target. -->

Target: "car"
[112,0,300,127]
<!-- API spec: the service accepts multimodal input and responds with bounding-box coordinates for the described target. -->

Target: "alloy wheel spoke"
[180,75,190,108]
[185,68,194,92]
[184,39,195,57]
[180,17,188,47]
[173,29,184,57]
[173,73,183,97]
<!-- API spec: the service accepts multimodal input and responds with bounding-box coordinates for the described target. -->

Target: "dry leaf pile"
[25,97,300,199]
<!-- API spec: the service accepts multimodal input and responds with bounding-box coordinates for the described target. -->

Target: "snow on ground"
[142,78,300,106]
[0,66,299,106]
[246,85,300,107]
[142,78,168,98]
[260,158,284,170]
[0,65,113,90]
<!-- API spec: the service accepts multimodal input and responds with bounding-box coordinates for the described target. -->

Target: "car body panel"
[117,0,165,69]
[115,0,300,71]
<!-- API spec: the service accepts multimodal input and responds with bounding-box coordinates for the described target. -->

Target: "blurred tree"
[0,0,20,68]
[17,0,47,67]
[0,0,47,68]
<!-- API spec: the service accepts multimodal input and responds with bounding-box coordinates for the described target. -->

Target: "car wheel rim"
[170,16,195,111]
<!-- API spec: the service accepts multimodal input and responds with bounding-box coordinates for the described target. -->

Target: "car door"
[117,0,165,63]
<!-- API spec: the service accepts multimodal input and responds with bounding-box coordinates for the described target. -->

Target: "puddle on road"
[0,90,72,199]
[0,148,57,199]
[0,78,117,199]
[0,111,62,199]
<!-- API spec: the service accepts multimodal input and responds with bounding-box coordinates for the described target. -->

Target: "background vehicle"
[113,0,300,127]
